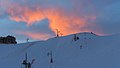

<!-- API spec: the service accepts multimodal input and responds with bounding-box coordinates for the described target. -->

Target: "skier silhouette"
[22,53,35,68]
[50,58,53,63]
[28,62,31,68]
[80,45,83,49]
[22,60,27,68]
[73,34,79,41]
[48,51,54,63]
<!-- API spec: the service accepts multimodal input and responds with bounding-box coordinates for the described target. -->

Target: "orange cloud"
[7,4,46,25]
[7,3,102,39]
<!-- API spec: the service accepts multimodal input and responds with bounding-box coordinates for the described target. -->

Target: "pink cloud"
[16,31,52,40]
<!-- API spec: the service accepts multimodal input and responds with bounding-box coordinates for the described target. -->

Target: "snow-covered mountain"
[0,32,120,68]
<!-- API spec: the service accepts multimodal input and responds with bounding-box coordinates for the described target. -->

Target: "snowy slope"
[0,32,120,68]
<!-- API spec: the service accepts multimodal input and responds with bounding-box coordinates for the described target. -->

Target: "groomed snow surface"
[0,32,120,68]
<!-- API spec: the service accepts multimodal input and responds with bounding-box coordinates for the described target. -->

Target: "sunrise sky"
[0,0,120,43]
